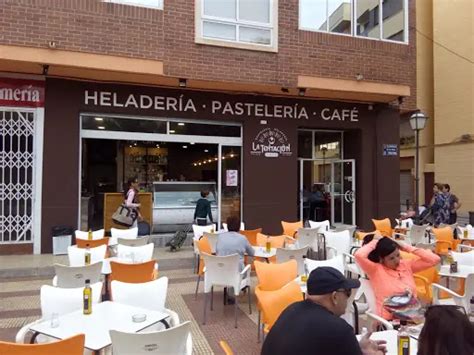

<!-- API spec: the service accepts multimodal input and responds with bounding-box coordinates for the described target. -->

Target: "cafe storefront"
[38,78,400,253]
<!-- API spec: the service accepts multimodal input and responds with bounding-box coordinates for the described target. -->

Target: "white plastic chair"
[452,250,474,265]
[192,224,216,241]
[52,262,102,288]
[458,244,474,252]
[305,255,345,275]
[117,236,149,247]
[111,277,179,329]
[295,227,319,253]
[275,246,309,275]
[111,227,138,239]
[67,245,107,266]
[222,222,245,231]
[308,220,330,231]
[110,227,138,245]
[358,278,394,331]
[110,321,192,355]
[201,253,252,328]
[202,232,219,254]
[432,273,474,314]
[116,243,154,263]
[75,228,105,240]
[457,224,473,239]
[324,230,351,258]
[395,218,414,229]
[405,224,429,245]
[16,282,103,344]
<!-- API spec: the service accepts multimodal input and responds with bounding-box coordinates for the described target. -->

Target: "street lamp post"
[409,112,428,224]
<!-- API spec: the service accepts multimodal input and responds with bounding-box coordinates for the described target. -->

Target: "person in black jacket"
[194,190,213,226]
[261,267,386,355]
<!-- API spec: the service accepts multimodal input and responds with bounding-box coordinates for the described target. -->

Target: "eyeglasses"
[335,289,352,297]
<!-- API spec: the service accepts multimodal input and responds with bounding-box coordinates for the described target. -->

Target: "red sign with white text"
[0,78,45,108]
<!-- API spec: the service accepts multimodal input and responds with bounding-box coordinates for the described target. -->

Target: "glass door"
[299,160,331,222]
[330,159,355,226]
[219,145,242,228]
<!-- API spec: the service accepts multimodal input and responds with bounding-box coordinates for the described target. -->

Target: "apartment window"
[102,0,163,9]
[196,0,278,52]
[299,0,407,43]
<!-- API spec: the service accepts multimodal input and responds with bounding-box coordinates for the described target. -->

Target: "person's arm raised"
[354,239,380,276]
[396,241,440,273]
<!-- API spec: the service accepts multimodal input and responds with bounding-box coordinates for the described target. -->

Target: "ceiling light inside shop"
[178,122,185,126]
[214,157,218,161]
[230,154,234,158]
[198,162,202,166]
[169,130,176,134]
[204,149,209,153]
[98,126,105,130]
[190,142,195,145]
[95,117,104,121]
[183,145,188,148]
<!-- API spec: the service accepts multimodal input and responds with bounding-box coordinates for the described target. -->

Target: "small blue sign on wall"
[383,144,398,156]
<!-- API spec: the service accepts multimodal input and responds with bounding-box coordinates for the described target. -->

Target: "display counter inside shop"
[153,181,218,233]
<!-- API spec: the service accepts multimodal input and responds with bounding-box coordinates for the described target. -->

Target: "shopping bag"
[112,204,136,227]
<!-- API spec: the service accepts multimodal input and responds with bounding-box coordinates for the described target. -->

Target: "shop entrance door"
[330,159,356,226]
[298,159,355,226]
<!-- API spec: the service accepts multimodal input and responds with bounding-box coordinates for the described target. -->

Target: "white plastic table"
[439,264,474,278]
[357,330,418,355]
[30,301,169,352]
[252,246,277,261]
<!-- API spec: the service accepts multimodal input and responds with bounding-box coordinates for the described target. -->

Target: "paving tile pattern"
[0,248,265,354]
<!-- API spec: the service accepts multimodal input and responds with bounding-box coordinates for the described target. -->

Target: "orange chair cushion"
[255,282,303,330]
[256,233,286,248]
[76,237,110,249]
[0,334,85,355]
[240,228,262,246]
[197,237,212,276]
[371,218,393,236]
[281,221,303,238]
[254,259,298,291]
[433,227,454,255]
[110,260,156,283]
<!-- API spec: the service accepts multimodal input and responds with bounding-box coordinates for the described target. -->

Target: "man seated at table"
[216,216,254,304]
[261,267,386,355]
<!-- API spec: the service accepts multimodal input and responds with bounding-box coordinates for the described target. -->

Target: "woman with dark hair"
[430,182,450,226]
[418,305,474,355]
[354,236,440,319]
[124,176,141,227]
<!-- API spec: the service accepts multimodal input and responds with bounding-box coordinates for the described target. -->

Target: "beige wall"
[433,0,474,214]
[411,0,435,206]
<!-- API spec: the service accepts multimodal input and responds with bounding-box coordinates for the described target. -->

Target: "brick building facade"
[0,0,416,254]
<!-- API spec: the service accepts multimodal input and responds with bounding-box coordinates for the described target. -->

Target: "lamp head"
[409,111,428,131]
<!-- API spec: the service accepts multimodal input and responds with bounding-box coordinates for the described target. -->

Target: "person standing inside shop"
[124,176,141,227]
[194,190,213,226]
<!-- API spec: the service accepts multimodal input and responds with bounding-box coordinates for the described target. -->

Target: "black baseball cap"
[307,266,360,295]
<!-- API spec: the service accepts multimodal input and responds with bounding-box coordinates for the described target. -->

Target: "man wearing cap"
[261,267,386,355]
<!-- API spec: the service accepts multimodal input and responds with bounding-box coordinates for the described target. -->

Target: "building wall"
[0,0,416,109]
[40,78,401,253]
[433,0,474,214]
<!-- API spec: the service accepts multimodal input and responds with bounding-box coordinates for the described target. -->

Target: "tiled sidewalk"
[0,247,263,354]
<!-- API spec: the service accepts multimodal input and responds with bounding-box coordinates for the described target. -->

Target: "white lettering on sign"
[84,90,360,123]
[0,88,40,103]
[321,107,359,121]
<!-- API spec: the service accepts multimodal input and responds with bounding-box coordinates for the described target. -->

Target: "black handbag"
[112,204,136,227]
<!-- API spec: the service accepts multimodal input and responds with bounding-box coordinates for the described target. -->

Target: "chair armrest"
[458,244,474,251]
[16,319,42,343]
[432,282,462,304]
[327,246,338,258]
[240,264,251,277]
[52,275,57,287]
[164,308,180,328]
[393,232,407,239]
[366,311,394,331]
[342,252,355,261]
[413,274,430,295]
